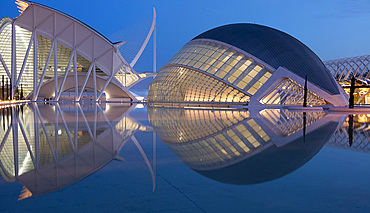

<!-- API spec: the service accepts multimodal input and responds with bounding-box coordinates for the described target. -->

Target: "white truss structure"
[0,1,156,101]
[324,55,370,83]
[260,78,326,106]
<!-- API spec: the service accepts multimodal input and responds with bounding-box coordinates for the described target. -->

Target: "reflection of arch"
[0,103,155,199]
[148,107,344,184]
[327,114,370,153]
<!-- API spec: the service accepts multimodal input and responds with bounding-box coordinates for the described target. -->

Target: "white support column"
[34,41,55,99]
[11,21,16,99]
[153,17,156,73]
[93,66,97,101]
[77,62,94,101]
[54,40,58,100]
[74,52,78,102]
[73,22,78,102]
[96,74,114,101]
[0,54,11,79]
[55,49,75,101]
[33,31,38,101]
[15,33,34,88]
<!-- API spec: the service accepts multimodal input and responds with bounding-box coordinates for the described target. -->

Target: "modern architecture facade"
[325,55,370,104]
[148,24,348,107]
[0,0,156,102]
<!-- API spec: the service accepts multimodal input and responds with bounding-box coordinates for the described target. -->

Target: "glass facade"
[0,19,94,98]
[148,66,249,104]
[166,40,273,96]
[0,19,33,97]
[148,39,274,105]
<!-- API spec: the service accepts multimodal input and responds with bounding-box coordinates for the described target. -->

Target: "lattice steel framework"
[324,55,370,83]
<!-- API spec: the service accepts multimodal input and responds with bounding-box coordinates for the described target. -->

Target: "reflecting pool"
[0,103,369,212]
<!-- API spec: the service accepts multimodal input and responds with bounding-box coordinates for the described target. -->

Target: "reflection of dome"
[148,107,343,185]
[195,123,337,184]
[148,24,347,107]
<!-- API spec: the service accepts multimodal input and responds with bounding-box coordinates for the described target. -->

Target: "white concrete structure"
[0,1,156,102]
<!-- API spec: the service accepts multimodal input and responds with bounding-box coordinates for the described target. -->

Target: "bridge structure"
[0,0,156,102]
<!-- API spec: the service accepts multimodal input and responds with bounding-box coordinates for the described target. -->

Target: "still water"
[0,103,369,212]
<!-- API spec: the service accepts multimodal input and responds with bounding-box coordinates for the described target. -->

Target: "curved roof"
[20,1,112,43]
[193,23,340,95]
[13,1,127,76]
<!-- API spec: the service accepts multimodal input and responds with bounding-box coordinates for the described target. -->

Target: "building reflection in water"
[0,103,154,200]
[148,107,345,184]
[327,113,370,153]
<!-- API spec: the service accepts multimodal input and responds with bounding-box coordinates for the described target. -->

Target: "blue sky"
[1,0,370,88]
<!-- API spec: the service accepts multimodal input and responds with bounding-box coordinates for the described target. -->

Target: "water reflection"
[327,113,370,153]
[1,103,370,202]
[0,103,153,200]
[148,107,345,184]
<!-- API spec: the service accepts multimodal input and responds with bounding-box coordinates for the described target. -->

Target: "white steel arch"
[324,55,370,83]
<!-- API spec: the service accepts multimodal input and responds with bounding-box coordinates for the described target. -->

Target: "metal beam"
[0,54,11,79]
[55,50,75,101]
[11,21,16,99]
[34,40,55,99]
[130,7,156,67]
[15,33,34,88]
[77,62,94,101]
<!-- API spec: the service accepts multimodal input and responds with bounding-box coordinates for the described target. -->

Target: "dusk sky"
[1,0,370,84]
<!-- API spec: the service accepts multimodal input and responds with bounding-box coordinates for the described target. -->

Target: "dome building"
[148,24,348,107]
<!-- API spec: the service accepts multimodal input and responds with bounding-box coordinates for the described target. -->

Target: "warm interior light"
[15,0,29,14]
